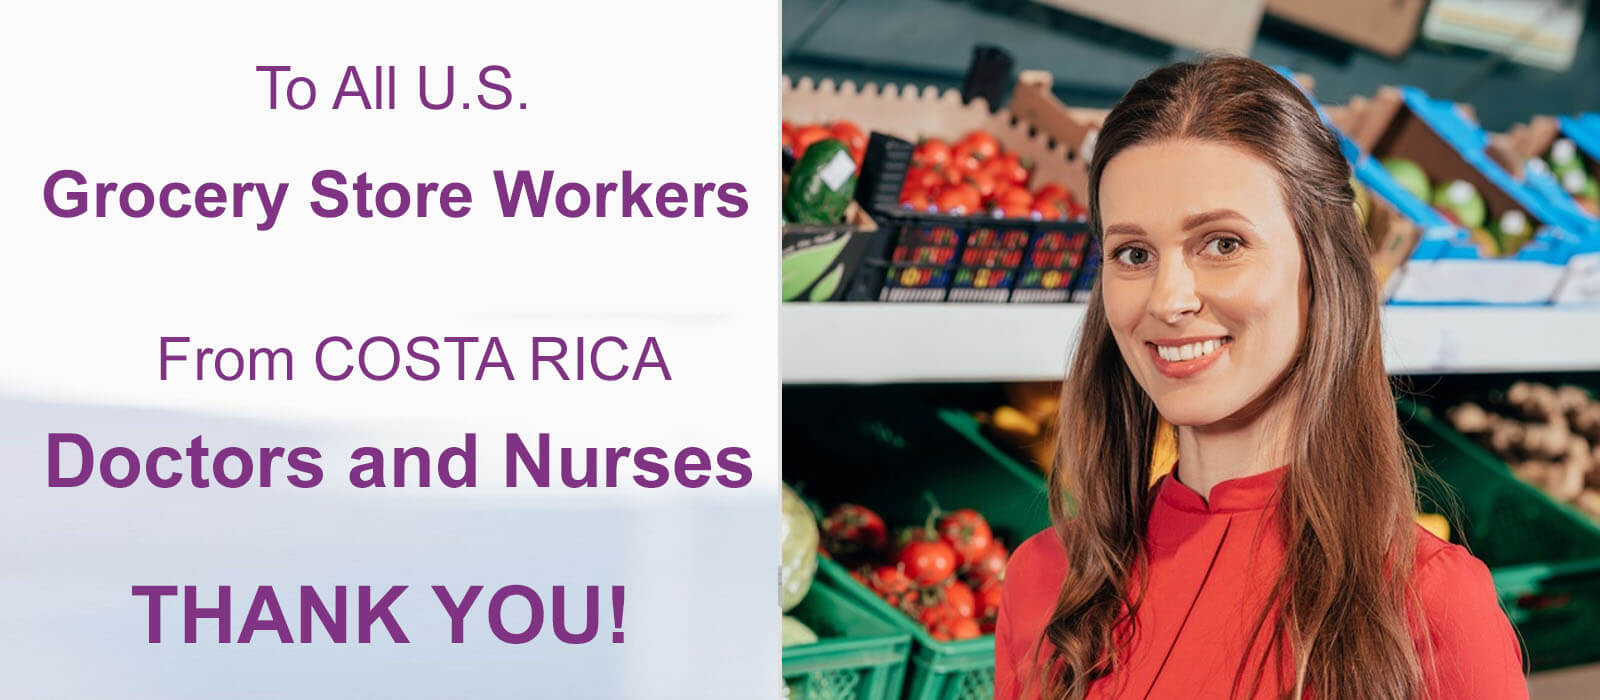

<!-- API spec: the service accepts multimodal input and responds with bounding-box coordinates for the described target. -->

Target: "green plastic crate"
[1401,398,1600,670]
[785,578,913,700]
[785,389,1051,700]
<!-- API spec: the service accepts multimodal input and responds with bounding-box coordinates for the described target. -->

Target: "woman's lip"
[1145,337,1230,379]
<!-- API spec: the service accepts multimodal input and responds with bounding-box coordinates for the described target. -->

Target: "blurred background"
[778,2,1600,700]
[781,0,1598,131]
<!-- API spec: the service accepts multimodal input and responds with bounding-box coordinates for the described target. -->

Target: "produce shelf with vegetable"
[786,384,1052,700]
[1332,87,1590,304]
[781,67,1101,304]
[785,483,916,700]
[1400,386,1600,670]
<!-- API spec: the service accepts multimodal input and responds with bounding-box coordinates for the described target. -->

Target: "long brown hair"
[1036,56,1423,699]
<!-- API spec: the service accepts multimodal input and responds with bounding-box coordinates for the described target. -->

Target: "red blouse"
[994,466,1527,699]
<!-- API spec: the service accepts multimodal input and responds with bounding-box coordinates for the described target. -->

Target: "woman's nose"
[1148,258,1201,324]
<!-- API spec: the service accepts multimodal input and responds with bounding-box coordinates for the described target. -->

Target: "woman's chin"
[1153,392,1243,428]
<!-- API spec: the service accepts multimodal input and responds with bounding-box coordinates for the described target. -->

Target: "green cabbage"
[781,484,819,611]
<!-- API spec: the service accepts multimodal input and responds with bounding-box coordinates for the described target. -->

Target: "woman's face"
[1097,139,1307,428]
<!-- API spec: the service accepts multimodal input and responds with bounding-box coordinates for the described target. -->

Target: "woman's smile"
[1145,335,1232,378]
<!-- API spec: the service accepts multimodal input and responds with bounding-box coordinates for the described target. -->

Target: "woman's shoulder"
[1409,524,1528,697]
[995,528,1069,694]
[998,529,1069,640]
[1410,524,1494,598]
[1007,527,1069,596]
[1410,523,1503,624]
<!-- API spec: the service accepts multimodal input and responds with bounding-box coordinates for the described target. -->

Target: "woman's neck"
[1173,405,1292,503]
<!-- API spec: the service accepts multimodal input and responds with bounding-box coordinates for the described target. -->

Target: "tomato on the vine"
[913,139,951,170]
[963,540,1010,585]
[939,580,977,619]
[934,184,982,216]
[959,130,1001,162]
[822,503,888,557]
[937,509,994,566]
[896,537,958,586]
[868,564,919,610]
[976,579,1003,620]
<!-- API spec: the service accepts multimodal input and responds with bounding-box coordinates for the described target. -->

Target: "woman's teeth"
[1156,339,1225,362]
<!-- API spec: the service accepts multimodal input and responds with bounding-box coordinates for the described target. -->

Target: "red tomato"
[975,579,1003,620]
[823,504,888,559]
[829,120,867,153]
[897,538,958,586]
[934,184,982,216]
[937,509,994,566]
[791,125,832,159]
[868,564,919,610]
[925,610,981,641]
[913,139,951,170]
[996,152,1030,186]
[908,167,944,191]
[991,201,1031,219]
[901,188,932,213]
[963,540,1009,585]
[949,142,982,175]
[996,186,1034,211]
[948,616,982,640]
[965,170,999,200]
[1032,199,1062,221]
[940,580,977,618]
[960,130,1001,161]
[782,121,794,154]
[1033,183,1069,204]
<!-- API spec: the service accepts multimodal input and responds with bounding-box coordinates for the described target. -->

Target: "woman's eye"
[1205,237,1242,256]
[1113,246,1150,266]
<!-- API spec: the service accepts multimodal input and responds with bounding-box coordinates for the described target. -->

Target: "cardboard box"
[1035,0,1266,54]
[1362,193,1422,291]
[782,73,1095,204]
[1267,0,1427,57]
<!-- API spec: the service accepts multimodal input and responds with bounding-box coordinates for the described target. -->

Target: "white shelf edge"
[781,304,1600,384]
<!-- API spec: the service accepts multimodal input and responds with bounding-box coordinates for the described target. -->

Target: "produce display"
[1380,156,1533,255]
[898,130,1086,221]
[1447,382,1600,519]
[820,501,1010,641]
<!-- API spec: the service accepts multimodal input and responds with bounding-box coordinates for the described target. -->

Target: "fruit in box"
[1381,157,1431,203]
[1431,180,1486,229]
[1490,210,1531,253]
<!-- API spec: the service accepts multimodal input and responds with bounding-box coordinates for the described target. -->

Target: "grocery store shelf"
[780,304,1600,383]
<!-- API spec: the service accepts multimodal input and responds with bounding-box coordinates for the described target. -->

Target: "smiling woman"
[994,56,1526,700]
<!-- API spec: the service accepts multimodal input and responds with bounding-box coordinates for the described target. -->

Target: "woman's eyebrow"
[1103,222,1146,237]
[1181,209,1252,230]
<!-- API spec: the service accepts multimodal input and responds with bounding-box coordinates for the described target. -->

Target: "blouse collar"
[1156,464,1288,514]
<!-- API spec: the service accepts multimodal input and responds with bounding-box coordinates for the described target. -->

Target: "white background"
[0,1,777,697]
